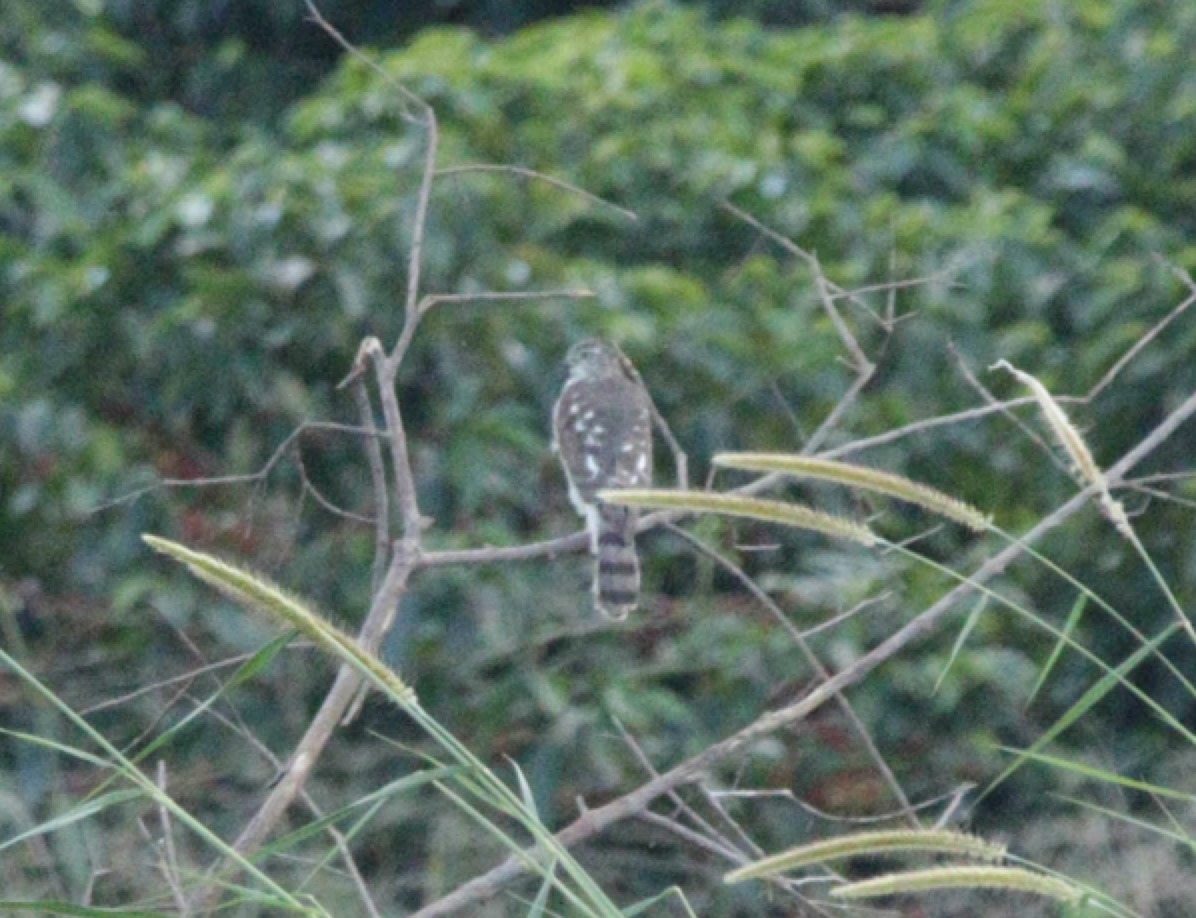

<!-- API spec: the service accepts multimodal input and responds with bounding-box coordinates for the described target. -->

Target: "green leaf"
[0,789,144,852]
[934,594,988,695]
[1025,594,1087,708]
[0,905,173,918]
[1000,747,1195,802]
[983,622,1181,799]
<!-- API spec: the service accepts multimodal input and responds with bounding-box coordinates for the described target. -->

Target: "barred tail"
[594,504,640,620]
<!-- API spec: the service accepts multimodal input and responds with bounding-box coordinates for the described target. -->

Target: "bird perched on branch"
[553,338,653,619]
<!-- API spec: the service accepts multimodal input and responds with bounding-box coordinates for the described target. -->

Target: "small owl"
[553,338,653,619]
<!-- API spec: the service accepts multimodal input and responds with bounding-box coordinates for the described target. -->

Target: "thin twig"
[1083,286,1196,403]
[389,289,595,366]
[694,784,764,860]
[634,811,833,913]
[949,340,1071,478]
[804,366,877,456]
[613,717,728,851]
[436,164,638,221]
[721,199,909,331]
[80,651,282,715]
[294,450,376,525]
[303,1,427,124]
[635,811,745,866]
[827,268,967,304]
[720,203,888,457]
[417,288,595,316]
[811,258,873,374]
[796,591,894,640]
[712,782,975,826]
[89,422,385,513]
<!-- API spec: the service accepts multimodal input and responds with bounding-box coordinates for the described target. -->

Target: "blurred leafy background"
[4,0,1196,913]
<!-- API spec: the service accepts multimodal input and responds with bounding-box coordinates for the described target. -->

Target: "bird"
[552,338,654,619]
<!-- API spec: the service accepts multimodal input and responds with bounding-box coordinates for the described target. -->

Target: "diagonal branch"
[405,382,1196,918]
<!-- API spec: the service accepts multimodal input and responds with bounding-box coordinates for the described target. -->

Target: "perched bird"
[553,338,654,619]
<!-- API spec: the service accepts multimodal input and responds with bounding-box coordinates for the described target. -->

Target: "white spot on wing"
[585,454,600,477]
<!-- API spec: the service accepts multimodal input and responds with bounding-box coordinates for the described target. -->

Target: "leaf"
[0,790,144,853]
[934,594,988,695]
[0,904,173,918]
[999,747,1195,802]
[1025,594,1087,708]
[599,489,877,546]
[983,623,1181,799]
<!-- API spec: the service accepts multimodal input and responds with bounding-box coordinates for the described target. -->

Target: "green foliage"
[5,0,1196,912]
[1,0,897,122]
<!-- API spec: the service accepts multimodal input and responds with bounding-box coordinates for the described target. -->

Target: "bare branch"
[351,375,392,597]
[820,398,1039,460]
[81,652,265,715]
[719,201,895,457]
[1082,280,1196,403]
[294,449,376,525]
[619,723,827,912]
[796,591,894,640]
[175,7,647,913]
[949,341,1073,479]
[635,811,744,867]
[88,422,385,514]
[417,288,595,317]
[343,374,394,724]
[803,365,877,457]
[722,199,899,331]
[304,1,428,124]
[436,164,638,221]
[827,268,967,304]
[711,782,975,827]
[354,337,424,541]
[613,717,727,849]
[812,258,874,374]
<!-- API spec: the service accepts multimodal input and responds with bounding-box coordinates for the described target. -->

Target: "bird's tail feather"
[594,504,640,620]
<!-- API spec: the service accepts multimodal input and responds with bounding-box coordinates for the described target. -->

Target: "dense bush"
[4,0,1196,911]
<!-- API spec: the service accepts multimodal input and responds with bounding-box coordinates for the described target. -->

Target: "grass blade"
[982,622,1180,800]
[1025,594,1087,709]
[934,595,988,695]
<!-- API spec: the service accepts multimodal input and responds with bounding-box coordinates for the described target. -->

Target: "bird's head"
[564,337,625,380]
